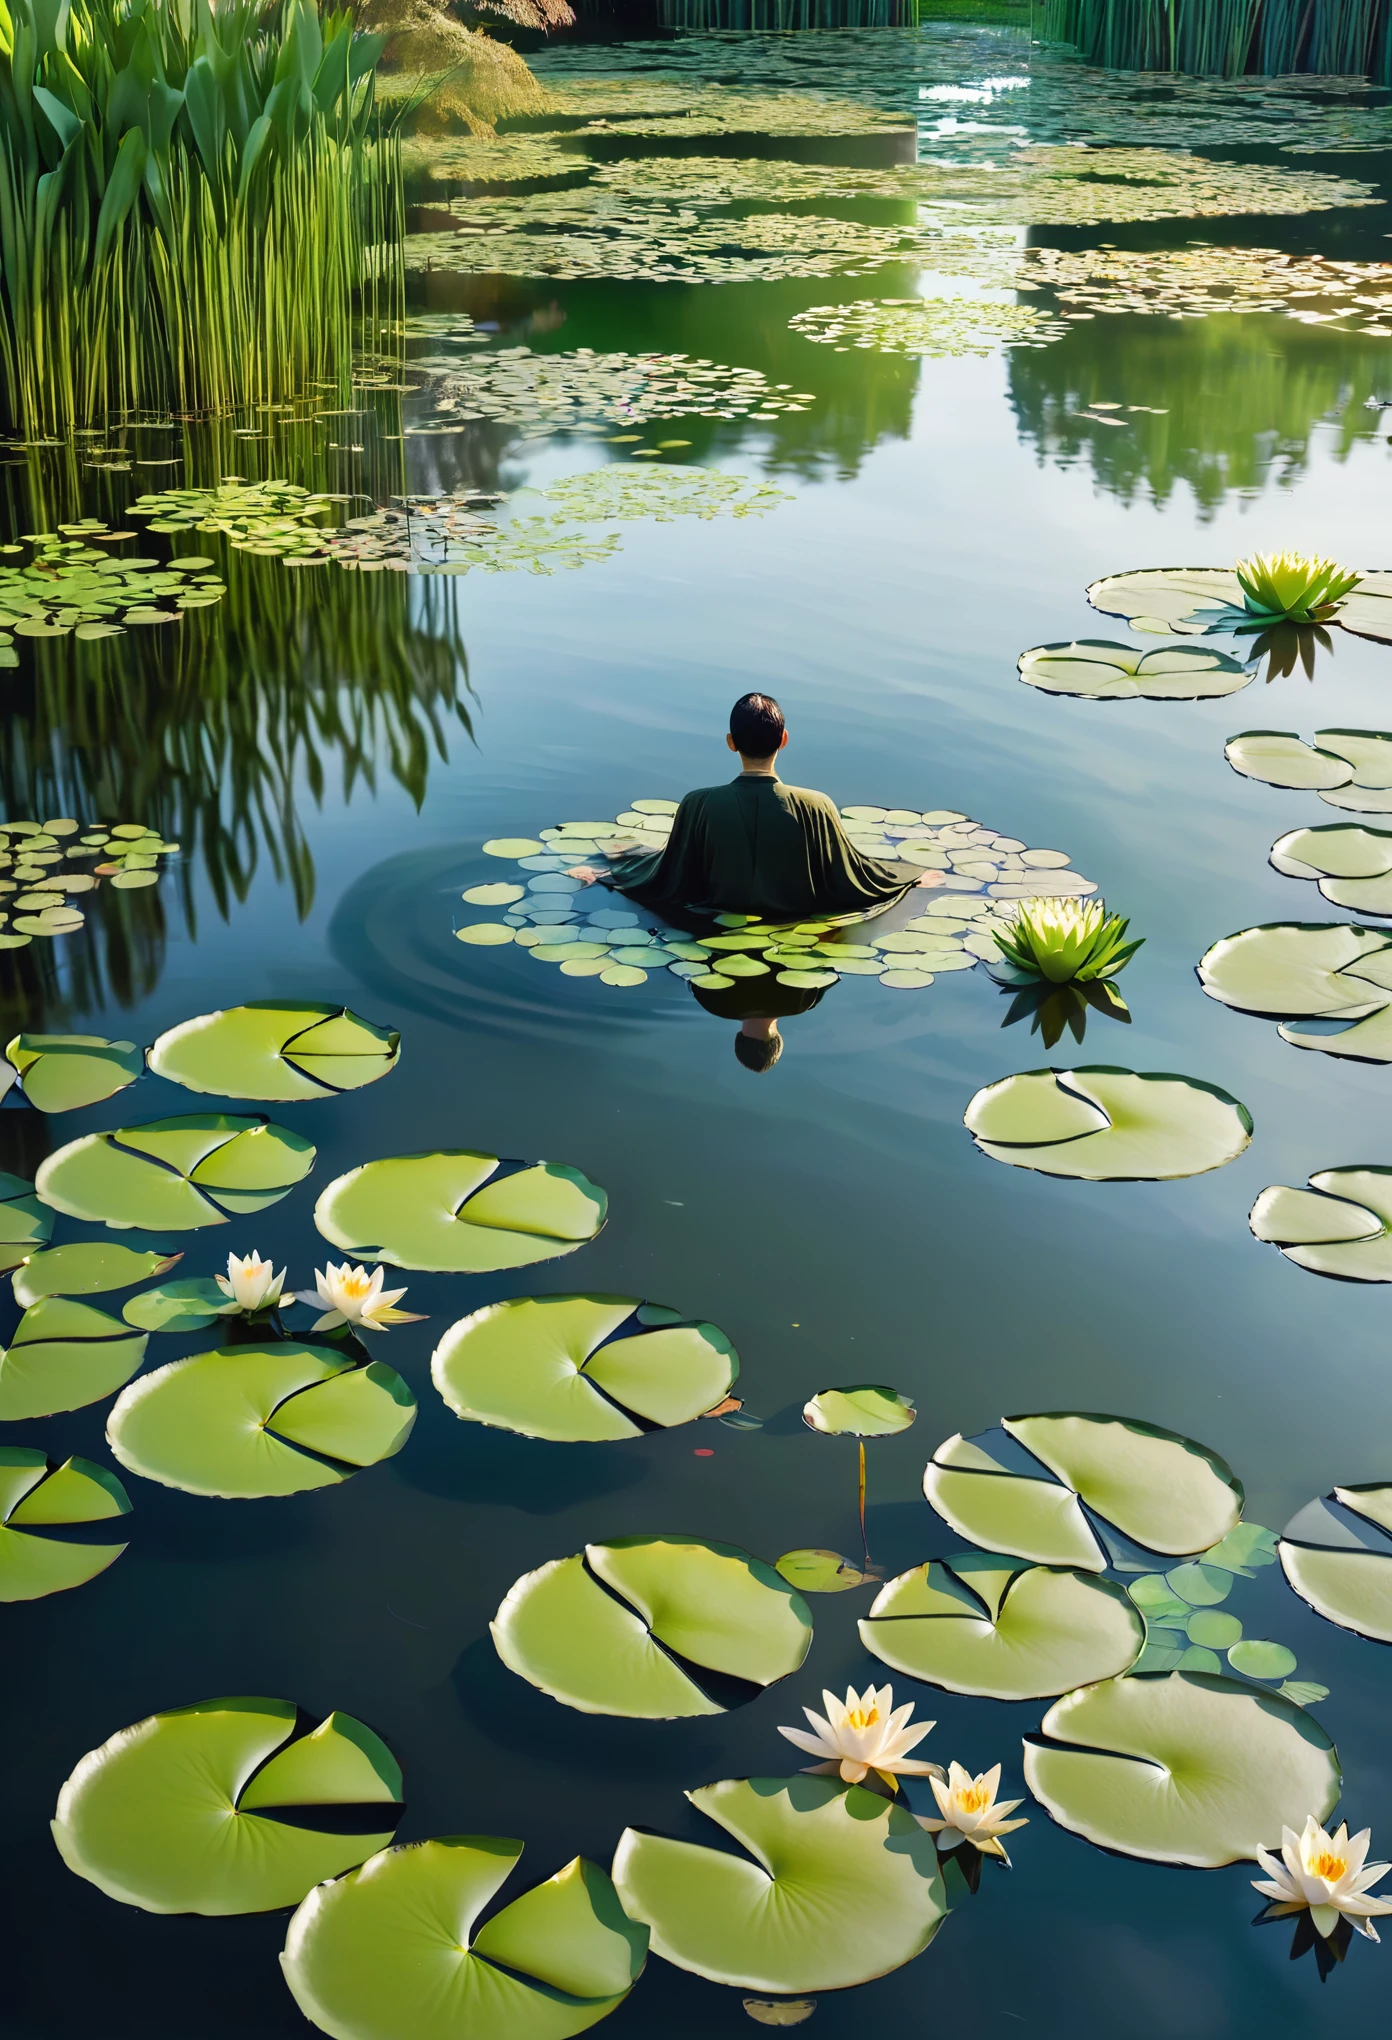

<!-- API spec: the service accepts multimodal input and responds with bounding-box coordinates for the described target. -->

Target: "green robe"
[602,775,912,922]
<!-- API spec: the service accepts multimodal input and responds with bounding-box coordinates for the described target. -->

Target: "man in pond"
[567,692,944,925]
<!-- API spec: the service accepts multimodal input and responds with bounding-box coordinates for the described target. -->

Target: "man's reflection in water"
[689,970,828,1076]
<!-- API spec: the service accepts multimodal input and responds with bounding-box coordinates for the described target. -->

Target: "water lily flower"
[1252,1816,1392,1941]
[917,1761,1029,1859]
[778,1683,940,1791]
[296,1261,425,1334]
[215,1250,286,1314]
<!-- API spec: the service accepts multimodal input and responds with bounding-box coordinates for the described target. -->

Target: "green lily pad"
[1228,1639,1298,1679]
[6,1034,144,1112]
[924,1413,1243,1570]
[1086,567,1244,636]
[315,1151,606,1273]
[0,1447,130,1600]
[964,1067,1252,1180]
[432,1294,737,1440]
[1023,1671,1340,1867]
[775,1549,877,1593]
[284,1839,645,2040]
[0,1171,53,1270]
[105,1342,416,1498]
[861,1552,1142,1698]
[1278,1486,1392,1642]
[148,1004,400,1103]
[612,1777,945,1993]
[37,1115,316,1231]
[1198,922,1392,1059]
[1225,730,1357,792]
[0,1296,149,1419]
[1250,1167,1392,1279]
[122,1277,235,1333]
[802,1385,915,1436]
[492,1536,812,1718]
[13,1242,180,1306]
[1017,639,1251,700]
[1269,824,1392,914]
[52,1699,403,1915]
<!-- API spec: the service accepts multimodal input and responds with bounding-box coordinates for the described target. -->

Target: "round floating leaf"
[924,1413,1243,1570]
[458,923,516,946]
[743,2002,816,2027]
[1279,1486,1392,1642]
[965,1067,1251,1180]
[122,1277,234,1333]
[612,1776,946,1993]
[37,1115,316,1231]
[802,1385,915,1437]
[6,1034,143,1112]
[1224,731,1354,792]
[106,1342,416,1498]
[775,1550,876,1593]
[1229,1639,1297,1678]
[315,1151,606,1274]
[462,883,526,906]
[861,1554,1142,1699]
[0,1296,148,1418]
[432,1294,737,1441]
[1023,1671,1340,1867]
[0,1447,130,1600]
[284,1839,644,2040]
[492,1536,812,1718]
[13,1242,180,1306]
[52,1699,403,1915]
[484,838,544,858]
[1018,639,1251,701]
[1085,567,1243,636]
[0,1171,53,1270]
[1251,1167,1392,1279]
[1197,921,1392,1023]
[149,1003,399,1103]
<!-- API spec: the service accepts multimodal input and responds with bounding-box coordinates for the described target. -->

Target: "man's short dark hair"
[730,692,785,757]
[734,1031,783,1074]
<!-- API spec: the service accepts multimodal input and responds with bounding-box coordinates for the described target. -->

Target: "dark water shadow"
[396,1407,653,1515]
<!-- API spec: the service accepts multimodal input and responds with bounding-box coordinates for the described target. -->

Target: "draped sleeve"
[598,788,710,914]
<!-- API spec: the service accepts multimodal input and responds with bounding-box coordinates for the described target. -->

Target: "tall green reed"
[1043,0,1392,78]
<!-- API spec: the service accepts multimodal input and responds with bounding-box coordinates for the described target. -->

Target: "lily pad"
[148,1004,400,1103]
[860,1553,1142,1698]
[0,1296,148,1419]
[315,1151,606,1273]
[1017,639,1252,700]
[0,1447,130,1600]
[802,1386,915,1437]
[122,1277,235,1333]
[13,1242,180,1306]
[283,1840,646,2040]
[1250,1167,1392,1279]
[1023,1671,1340,1867]
[612,1777,945,1993]
[432,1294,737,1440]
[924,1413,1243,1571]
[964,1066,1252,1180]
[775,1550,877,1593]
[52,1699,403,1914]
[6,1034,144,1112]
[37,1116,316,1231]
[492,1535,812,1718]
[1197,921,1392,1052]
[105,1342,416,1498]
[1225,730,1359,792]
[1269,824,1392,915]
[1279,1486,1392,1641]
[0,1171,53,1270]
[1086,568,1244,636]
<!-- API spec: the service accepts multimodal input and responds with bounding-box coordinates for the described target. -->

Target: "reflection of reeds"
[1044,0,1392,77]
[656,0,913,22]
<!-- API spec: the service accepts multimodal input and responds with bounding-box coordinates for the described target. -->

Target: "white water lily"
[778,1683,939,1790]
[1252,1816,1392,1940]
[917,1761,1029,1859]
[214,1250,286,1314]
[295,1261,425,1334]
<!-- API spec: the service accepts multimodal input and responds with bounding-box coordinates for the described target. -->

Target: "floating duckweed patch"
[425,349,812,437]
[1270,825,1392,916]
[492,1534,812,1717]
[148,1003,400,1103]
[789,298,1065,358]
[283,1841,647,2040]
[1226,729,1392,811]
[539,467,790,522]
[405,134,586,191]
[612,1777,945,1993]
[36,1115,316,1232]
[315,1151,607,1273]
[0,1447,130,1602]
[1279,1487,1392,1644]
[1250,1167,1392,1281]
[0,534,225,661]
[1087,566,1392,645]
[964,1067,1253,1179]
[1025,245,1392,331]
[0,818,179,950]
[52,1698,403,1915]
[0,1295,149,1419]
[432,1294,738,1441]
[542,77,911,137]
[1018,639,1252,701]
[1197,921,1392,1061]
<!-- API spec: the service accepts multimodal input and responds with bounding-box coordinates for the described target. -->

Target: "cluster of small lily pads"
[0,819,177,950]
[788,297,1066,360]
[0,527,225,661]
[421,348,814,438]
[1021,244,1392,336]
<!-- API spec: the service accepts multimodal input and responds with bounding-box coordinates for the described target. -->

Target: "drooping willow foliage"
[0,0,405,430]
[1042,0,1392,79]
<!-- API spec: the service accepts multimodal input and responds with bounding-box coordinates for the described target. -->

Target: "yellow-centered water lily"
[215,1250,286,1314]
[1252,1816,1392,1940]
[917,1761,1029,1859]
[777,1683,940,1790]
[296,1261,425,1334]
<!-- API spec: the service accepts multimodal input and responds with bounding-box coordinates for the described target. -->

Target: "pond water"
[8,21,1392,2038]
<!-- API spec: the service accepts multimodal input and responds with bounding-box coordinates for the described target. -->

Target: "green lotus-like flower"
[1235,551,1361,625]
[992,898,1143,987]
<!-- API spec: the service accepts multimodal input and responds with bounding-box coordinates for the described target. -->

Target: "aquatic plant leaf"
[802,1385,915,1437]
[1269,824,1392,914]
[13,1242,179,1306]
[121,1277,234,1332]
[1018,639,1251,700]
[862,1554,1141,1698]
[283,1838,645,2040]
[1086,568,1243,636]
[790,297,1064,357]
[52,1698,402,1915]
[1224,731,1355,791]
[1198,920,1392,1025]
[0,1446,129,1600]
[775,1550,876,1593]
[315,1151,606,1272]
[37,1116,316,1230]
[1228,1640,1297,1678]
[965,1067,1252,1179]
[1279,1485,1392,1640]
[1329,574,1392,645]
[612,1776,945,1993]
[433,1294,737,1440]
[0,1171,54,1270]
[743,2002,817,2027]
[1023,1671,1340,1867]
[1251,1167,1392,1278]
[105,1342,416,1498]
[6,1033,143,1112]
[0,1295,148,1418]
[149,1003,399,1102]
[492,1536,811,1718]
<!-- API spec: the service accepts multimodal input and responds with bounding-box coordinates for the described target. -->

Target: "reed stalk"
[1042,0,1392,78]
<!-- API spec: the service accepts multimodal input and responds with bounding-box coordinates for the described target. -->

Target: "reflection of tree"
[1007,311,1387,519]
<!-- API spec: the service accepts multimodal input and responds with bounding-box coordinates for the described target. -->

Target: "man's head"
[734,1019,783,1073]
[727,692,787,766]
